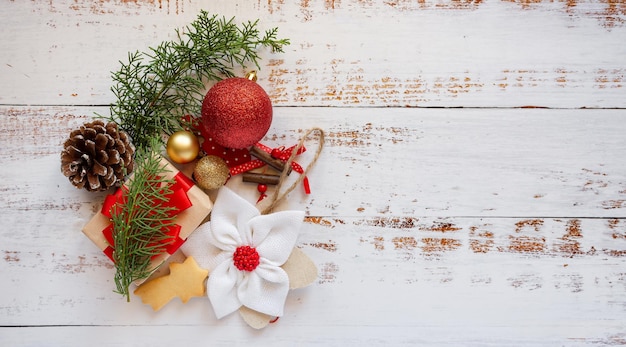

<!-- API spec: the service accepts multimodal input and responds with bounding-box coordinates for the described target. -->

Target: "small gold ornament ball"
[193,155,230,190]
[166,131,200,164]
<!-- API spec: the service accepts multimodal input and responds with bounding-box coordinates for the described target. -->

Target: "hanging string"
[260,127,325,215]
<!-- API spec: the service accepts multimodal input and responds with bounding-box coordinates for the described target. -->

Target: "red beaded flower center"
[233,245,260,272]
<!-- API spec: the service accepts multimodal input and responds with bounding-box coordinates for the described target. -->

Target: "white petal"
[210,187,259,250]
[208,259,243,319]
[250,211,304,266]
[238,263,290,317]
[181,222,225,271]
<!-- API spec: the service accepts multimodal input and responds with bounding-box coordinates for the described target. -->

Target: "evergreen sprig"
[107,10,290,150]
[110,143,178,301]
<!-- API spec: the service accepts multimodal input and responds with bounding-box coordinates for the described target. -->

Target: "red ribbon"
[193,116,311,194]
[197,120,254,169]
[100,172,194,262]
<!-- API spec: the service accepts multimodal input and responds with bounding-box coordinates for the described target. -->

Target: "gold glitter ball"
[166,131,200,164]
[193,155,229,190]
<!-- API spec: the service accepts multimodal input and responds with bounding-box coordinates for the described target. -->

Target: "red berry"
[271,148,282,159]
[233,246,260,271]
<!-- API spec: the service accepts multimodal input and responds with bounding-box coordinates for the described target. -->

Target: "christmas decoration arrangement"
[60,10,325,329]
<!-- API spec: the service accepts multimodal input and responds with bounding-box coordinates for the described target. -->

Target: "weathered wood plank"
[2,0,626,344]
[1,105,625,344]
[1,216,624,344]
[1,1,625,107]
[2,106,625,218]
[1,325,625,346]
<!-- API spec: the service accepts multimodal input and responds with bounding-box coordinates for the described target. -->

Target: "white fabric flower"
[181,186,304,319]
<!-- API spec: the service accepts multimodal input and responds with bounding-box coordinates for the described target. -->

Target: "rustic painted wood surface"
[1,1,626,346]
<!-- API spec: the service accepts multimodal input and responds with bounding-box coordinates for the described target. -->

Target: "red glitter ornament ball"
[201,77,272,149]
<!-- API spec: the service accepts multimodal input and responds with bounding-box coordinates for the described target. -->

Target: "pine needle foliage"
[110,142,177,301]
[107,10,290,150]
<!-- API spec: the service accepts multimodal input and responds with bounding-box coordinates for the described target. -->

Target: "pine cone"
[61,120,135,191]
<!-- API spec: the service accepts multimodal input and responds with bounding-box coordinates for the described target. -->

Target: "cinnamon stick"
[242,172,281,186]
[250,146,292,175]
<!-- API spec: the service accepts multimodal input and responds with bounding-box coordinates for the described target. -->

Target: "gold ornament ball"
[166,131,200,164]
[193,155,230,190]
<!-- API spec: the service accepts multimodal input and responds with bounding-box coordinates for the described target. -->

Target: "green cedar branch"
[111,143,178,301]
[107,10,290,150]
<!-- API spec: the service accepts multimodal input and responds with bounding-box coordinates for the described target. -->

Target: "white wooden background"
[2,0,626,346]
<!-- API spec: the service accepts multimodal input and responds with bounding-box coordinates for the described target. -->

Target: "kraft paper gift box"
[82,156,213,283]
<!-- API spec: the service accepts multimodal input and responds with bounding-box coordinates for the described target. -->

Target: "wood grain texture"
[1,106,625,345]
[1,1,625,107]
[3,107,626,218]
[1,0,626,345]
